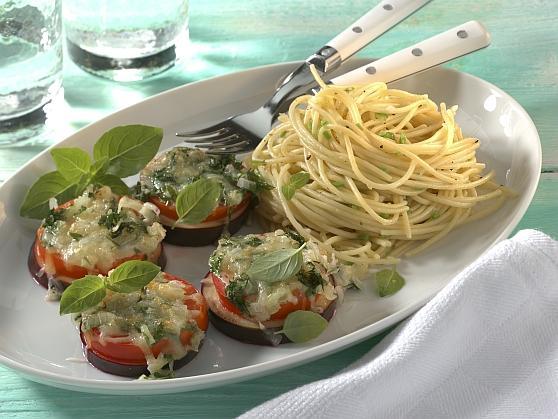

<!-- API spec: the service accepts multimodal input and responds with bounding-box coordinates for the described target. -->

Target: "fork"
[176,0,433,153]
[179,22,490,154]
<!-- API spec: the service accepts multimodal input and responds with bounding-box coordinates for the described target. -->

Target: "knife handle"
[331,21,491,85]
[326,0,432,64]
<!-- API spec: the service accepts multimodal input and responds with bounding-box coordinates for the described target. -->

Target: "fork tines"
[177,128,250,154]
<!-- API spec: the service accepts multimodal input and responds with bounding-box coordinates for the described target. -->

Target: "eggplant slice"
[162,206,250,247]
[79,331,202,378]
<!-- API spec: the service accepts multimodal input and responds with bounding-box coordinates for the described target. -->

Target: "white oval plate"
[0,60,541,394]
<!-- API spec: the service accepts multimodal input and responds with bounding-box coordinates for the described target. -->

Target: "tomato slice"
[34,228,162,282]
[84,273,208,365]
[210,272,310,321]
[269,289,310,321]
[211,272,243,315]
[150,194,250,223]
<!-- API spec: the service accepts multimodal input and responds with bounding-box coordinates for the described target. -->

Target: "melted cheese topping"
[211,230,337,322]
[81,272,205,374]
[140,147,245,206]
[40,186,165,273]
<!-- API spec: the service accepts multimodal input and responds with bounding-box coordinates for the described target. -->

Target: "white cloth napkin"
[240,229,558,419]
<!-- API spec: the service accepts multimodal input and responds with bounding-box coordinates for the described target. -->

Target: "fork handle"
[321,0,432,68]
[331,21,491,85]
[265,0,431,112]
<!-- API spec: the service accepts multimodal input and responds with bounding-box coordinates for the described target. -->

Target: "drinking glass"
[0,0,63,144]
[63,0,190,81]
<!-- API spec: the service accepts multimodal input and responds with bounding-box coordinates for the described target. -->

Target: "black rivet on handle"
[412,48,423,56]
[366,66,376,75]
[383,4,393,10]
[352,26,363,33]
[457,30,468,39]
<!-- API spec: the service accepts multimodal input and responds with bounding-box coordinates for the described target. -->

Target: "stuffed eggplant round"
[29,186,166,295]
[201,230,338,346]
[78,271,208,377]
[138,147,266,246]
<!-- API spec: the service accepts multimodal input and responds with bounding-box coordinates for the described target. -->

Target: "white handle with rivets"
[331,21,491,85]
[326,0,432,61]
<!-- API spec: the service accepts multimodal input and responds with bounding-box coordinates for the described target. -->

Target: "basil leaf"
[94,174,130,195]
[90,156,109,178]
[279,310,328,343]
[175,178,221,224]
[375,268,405,297]
[93,125,163,178]
[50,148,92,182]
[105,260,161,293]
[246,244,305,283]
[281,171,310,200]
[19,171,78,219]
[59,275,107,315]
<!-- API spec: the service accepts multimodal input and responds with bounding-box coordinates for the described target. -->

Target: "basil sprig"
[93,125,163,178]
[277,310,328,343]
[281,171,310,201]
[246,243,306,283]
[175,177,221,224]
[59,260,161,315]
[20,125,163,219]
[375,268,406,297]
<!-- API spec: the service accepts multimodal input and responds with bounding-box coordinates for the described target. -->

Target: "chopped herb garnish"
[280,131,287,138]
[430,211,440,220]
[398,133,408,144]
[99,209,146,239]
[322,130,332,140]
[244,236,263,247]
[244,169,272,194]
[225,275,251,313]
[281,171,310,200]
[379,131,396,140]
[209,253,223,274]
[151,168,175,184]
[69,232,83,240]
[297,263,326,295]
[285,229,305,247]
[98,209,121,232]
[375,112,388,120]
[43,208,65,230]
[331,180,345,188]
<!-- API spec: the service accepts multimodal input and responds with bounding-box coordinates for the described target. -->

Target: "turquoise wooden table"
[1,0,556,417]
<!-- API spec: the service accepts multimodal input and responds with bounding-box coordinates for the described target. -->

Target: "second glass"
[63,0,189,81]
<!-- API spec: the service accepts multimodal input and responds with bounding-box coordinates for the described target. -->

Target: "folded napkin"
[241,229,558,418]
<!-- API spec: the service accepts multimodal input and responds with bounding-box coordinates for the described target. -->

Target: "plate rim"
[0,61,542,394]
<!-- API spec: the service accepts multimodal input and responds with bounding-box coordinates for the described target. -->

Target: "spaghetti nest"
[252,76,509,266]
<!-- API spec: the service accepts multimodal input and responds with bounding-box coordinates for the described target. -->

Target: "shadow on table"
[25,331,390,419]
